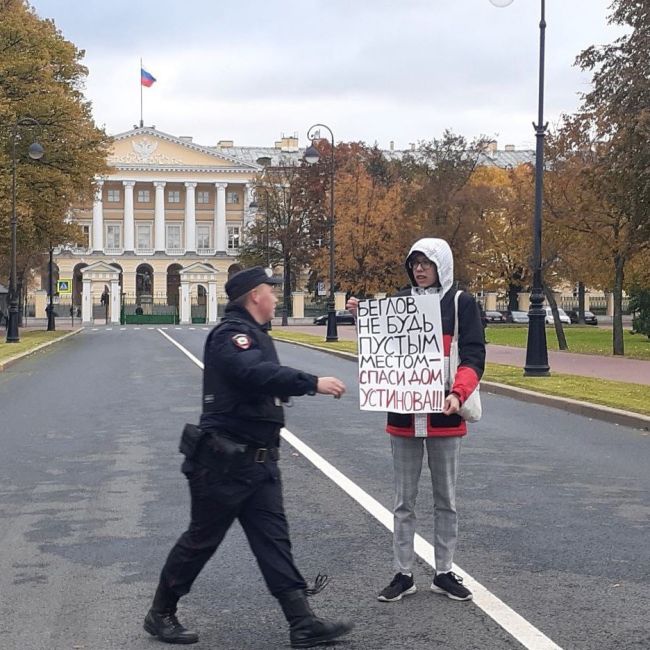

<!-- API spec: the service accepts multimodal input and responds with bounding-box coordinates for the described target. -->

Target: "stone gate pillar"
[180,280,191,324]
[208,280,218,324]
[110,278,120,324]
[82,278,92,324]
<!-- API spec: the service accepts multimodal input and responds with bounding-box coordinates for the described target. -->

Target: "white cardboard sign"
[357,293,445,413]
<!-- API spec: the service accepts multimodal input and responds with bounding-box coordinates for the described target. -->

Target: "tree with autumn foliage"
[0,0,110,297]
[397,130,492,287]
[308,142,409,296]
[238,159,325,319]
[544,0,649,355]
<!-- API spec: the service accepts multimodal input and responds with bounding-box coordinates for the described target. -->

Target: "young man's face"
[251,282,277,322]
[409,254,439,288]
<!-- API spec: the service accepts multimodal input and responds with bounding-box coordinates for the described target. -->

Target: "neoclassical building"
[42,128,537,324]
[50,127,303,324]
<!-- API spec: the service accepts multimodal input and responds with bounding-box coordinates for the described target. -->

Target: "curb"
[0,328,84,372]
[273,336,650,432]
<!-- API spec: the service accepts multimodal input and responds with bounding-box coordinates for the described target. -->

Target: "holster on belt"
[179,423,205,460]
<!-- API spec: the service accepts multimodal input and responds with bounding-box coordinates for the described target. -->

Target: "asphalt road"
[0,325,648,650]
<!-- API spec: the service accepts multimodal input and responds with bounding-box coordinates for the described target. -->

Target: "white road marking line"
[161,327,168,330]
[189,327,196,330]
[156,330,562,650]
[148,327,155,330]
[91,328,98,331]
[134,327,140,330]
[157,329,203,366]
[121,327,126,331]
[175,327,182,330]
[106,328,112,331]
[202,327,209,331]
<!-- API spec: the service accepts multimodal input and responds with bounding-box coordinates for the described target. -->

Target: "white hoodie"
[405,238,454,295]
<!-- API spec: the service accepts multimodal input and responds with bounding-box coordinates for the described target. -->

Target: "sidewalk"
[276,325,650,386]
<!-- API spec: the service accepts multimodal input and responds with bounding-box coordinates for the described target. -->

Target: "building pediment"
[81,261,121,279]
[108,128,261,172]
[179,262,218,282]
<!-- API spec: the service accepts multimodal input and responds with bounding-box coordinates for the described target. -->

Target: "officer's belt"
[196,435,279,466]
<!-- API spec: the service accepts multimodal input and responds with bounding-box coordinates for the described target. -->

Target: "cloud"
[30,0,624,150]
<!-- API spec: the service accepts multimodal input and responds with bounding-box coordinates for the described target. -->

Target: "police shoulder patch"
[231,333,252,350]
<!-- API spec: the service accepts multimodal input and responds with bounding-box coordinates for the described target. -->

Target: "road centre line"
[156,328,562,650]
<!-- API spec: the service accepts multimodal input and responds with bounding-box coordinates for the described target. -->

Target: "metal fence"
[121,293,178,324]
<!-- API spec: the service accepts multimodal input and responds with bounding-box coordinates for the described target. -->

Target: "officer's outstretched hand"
[317,377,346,399]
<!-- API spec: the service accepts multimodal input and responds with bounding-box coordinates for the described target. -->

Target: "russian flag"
[141,67,156,87]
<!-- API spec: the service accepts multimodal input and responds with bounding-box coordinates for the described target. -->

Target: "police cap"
[225,266,282,301]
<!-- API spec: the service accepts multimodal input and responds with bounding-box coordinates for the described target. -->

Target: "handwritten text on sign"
[357,294,445,413]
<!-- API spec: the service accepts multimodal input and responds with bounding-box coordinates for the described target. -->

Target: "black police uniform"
[151,278,318,611]
[147,267,353,647]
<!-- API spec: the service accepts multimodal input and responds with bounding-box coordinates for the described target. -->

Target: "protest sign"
[357,293,445,414]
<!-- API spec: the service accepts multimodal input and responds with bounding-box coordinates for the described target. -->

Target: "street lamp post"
[6,117,45,343]
[490,0,550,376]
[304,124,338,342]
[46,243,56,331]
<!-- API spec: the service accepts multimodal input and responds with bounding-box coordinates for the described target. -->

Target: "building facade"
[51,127,302,324]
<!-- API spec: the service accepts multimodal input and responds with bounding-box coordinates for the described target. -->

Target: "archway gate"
[179,263,219,325]
[81,262,121,324]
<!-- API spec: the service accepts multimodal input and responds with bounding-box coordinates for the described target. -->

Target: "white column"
[82,277,92,324]
[208,280,218,324]
[123,181,136,252]
[180,280,191,324]
[110,278,120,324]
[215,182,227,252]
[92,180,104,252]
[185,182,197,252]
[243,183,254,228]
[153,181,166,251]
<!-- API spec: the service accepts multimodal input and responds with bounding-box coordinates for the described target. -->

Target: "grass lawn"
[271,329,650,417]
[485,325,650,360]
[0,330,71,364]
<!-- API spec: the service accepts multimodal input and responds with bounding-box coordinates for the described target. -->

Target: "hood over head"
[405,238,454,295]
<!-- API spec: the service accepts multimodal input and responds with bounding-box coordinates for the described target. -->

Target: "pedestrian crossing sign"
[57,279,72,294]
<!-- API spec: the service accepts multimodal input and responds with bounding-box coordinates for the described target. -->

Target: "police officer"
[144,267,354,648]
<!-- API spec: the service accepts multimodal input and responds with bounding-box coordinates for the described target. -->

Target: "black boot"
[278,589,354,648]
[145,580,197,644]
[144,609,199,644]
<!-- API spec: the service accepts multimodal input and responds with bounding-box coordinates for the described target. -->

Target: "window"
[106,224,121,249]
[226,191,240,204]
[166,223,182,249]
[77,224,90,248]
[197,191,210,204]
[196,224,211,250]
[137,189,151,202]
[136,223,152,250]
[168,190,181,204]
[107,189,120,202]
[227,225,241,251]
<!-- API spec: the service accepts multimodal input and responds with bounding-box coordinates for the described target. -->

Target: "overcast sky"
[29,0,623,151]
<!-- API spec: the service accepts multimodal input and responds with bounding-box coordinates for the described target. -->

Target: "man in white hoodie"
[347,238,485,603]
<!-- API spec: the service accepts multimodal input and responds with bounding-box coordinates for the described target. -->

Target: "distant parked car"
[567,309,598,325]
[484,310,506,324]
[545,307,571,325]
[502,310,529,324]
[313,309,356,325]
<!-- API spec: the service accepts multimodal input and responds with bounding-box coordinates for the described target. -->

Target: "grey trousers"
[390,435,462,574]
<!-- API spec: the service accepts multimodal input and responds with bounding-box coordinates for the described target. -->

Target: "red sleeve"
[451,365,480,404]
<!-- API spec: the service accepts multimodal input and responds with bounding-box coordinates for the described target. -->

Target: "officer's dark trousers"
[154,454,307,611]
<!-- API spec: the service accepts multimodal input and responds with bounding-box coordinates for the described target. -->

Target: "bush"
[629,287,650,339]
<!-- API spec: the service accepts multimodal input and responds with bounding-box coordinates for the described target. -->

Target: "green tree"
[0,0,110,292]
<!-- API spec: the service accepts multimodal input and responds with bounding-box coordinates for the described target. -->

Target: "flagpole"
[139,58,144,128]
